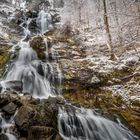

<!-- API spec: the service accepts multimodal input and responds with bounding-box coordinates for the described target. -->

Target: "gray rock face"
[1,81,23,92]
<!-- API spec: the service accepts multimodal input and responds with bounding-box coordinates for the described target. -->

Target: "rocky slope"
[0,0,140,140]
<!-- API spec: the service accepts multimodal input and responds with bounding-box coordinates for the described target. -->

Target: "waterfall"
[0,113,17,140]
[58,108,138,140]
[4,41,54,98]
[37,10,53,34]
[1,0,58,98]
[0,0,139,140]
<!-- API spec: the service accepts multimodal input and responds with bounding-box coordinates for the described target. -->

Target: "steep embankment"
[0,0,139,140]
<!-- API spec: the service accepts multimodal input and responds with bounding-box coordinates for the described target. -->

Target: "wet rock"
[20,138,27,140]
[28,19,38,34]
[2,102,17,115]
[0,127,2,133]
[0,117,2,124]
[1,81,23,92]
[26,10,38,18]
[30,36,46,60]
[28,126,56,140]
[45,96,65,105]
[91,75,101,85]
[13,96,64,138]
[0,94,10,107]
[0,48,10,77]
[15,106,36,132]
[0,133,8,140]
[55,134,63,140]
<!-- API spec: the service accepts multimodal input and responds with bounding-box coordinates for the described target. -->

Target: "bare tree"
[103,0,116,60]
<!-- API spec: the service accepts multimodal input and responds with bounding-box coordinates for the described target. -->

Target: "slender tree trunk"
[103,0,116,60]
[114,0,122,46]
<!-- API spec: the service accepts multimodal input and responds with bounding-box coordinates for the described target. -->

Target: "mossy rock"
[30,36,46,60]
[0,49,10,77]
[121,109,140,134]
[28,126,57,140]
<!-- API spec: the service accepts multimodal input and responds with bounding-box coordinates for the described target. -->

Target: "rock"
[0,127,2,133]
[15,106,36,132]
[28,18,38,33]
[0,94,10,107]
[0,133,8,140]
[13,96,64,139]
[2,102,17,115]
[55,134,63,140]
[91,75,101,85]
[0,117,2,124]
[1,81,23,92]
[28,126,56,140]
[27,0,50,11]
[45,96,65,105]
[0,48,10,77]
[30,36,46,60]
[20,137,27,140]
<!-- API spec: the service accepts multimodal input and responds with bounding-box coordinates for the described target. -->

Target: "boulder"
[1,81,23,92]
[28,126,56,140]
[0,94,10,107]
[15,106,36,132]
[2,102,17,115]
[13,96,64,139]
[30,36,46,60]
[0,133,8,140]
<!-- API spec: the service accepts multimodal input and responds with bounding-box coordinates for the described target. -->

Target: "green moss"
[121,109,140,134]
[0,50,10,77]
[0,51,9,68]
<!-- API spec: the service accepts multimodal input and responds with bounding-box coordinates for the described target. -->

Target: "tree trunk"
[103,0,116,60]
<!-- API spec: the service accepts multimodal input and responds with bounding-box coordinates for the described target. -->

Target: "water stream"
[0,0,139,140]
[58,108,138,140]
[0,112,17,140]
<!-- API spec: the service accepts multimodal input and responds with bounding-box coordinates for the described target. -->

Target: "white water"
[2,0,58,98]
[0,113,17,140]
[0,1,139,140]
[4,41,55,98]
[38,9,52,34]
[58,108,138,140]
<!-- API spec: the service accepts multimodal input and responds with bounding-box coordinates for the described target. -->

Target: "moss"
[63,85,126,111]
[130,100,140,107]
[30,36,46,60]
[121,109,140,134]
[28,126,56,140]
[0,50,10,77]
[0,51,9,68]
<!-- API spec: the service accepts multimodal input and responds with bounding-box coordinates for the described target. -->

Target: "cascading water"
[2,0,58,98]
[0,0,139,140]
[0,0,60,138]
[58,108,138,140]
[4,41,54,98]
[37,9,52,34]
[0,112,17,140]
